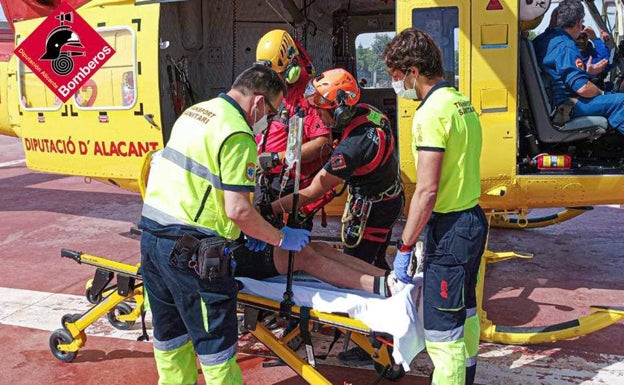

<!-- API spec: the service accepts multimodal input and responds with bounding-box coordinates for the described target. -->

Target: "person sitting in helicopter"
[535,5,611,89]
[534,0,624,136]
[575,25,612,89]
[254,29,333,229]
[533,6,559,52]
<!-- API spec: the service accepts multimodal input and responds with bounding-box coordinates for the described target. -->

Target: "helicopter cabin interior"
[517,1,624,176]
[156,0,624,179]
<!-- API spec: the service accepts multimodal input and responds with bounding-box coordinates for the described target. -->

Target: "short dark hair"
[383,28,444,78]
[232,65,286,101]
[557,0,584,29]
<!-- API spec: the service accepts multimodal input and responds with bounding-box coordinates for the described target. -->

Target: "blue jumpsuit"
[534,28,624,136]
[581,37,610,66]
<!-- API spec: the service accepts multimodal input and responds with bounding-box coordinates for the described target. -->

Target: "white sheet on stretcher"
[237,273,425,371]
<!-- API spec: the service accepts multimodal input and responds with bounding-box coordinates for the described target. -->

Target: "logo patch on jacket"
[330,153,347,171]
[246,163,256,181]
[415,123,424,144]
[575,57,585,70]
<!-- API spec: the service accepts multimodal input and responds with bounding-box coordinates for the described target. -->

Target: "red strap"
[299,189,336,216]
[353,126,386,176]
[363,226,391,243]
[340,105,394,176]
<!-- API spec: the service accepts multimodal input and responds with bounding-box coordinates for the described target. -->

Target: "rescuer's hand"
[279,227,311,251]
[583,25,597,40]
[393,248,415,284]
[245,236,267,252]
[258,152,281,171]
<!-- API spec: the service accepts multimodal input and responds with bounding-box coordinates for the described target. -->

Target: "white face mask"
[251,102,269,134]
[392,72,418,100]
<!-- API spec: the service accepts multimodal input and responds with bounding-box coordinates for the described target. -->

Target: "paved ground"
[1,135,623,384]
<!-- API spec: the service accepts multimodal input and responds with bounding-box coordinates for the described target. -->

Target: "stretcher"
[50,249,424,384]
[239,294,405,384]
[49,249,147,363]
[237,274,424,384]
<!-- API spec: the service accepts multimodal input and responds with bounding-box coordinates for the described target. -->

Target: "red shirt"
[255,65,331,181]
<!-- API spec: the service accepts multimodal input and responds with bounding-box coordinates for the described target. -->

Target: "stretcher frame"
[238,292,404,384]
[476,247,624,344]
[52,238,624,379]
[50,249,405,384]
[49,249,145,363]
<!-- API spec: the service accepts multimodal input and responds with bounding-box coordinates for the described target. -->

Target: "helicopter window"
[412,7,459,89]
[74,26,137,110]
[355,32,396,89]
[18,58,62,111]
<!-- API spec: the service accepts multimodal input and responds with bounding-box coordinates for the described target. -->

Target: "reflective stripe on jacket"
[142,95,257,239]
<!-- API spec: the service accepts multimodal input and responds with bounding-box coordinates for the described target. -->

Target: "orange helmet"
[256,29,299,73]
[304,68,360,109]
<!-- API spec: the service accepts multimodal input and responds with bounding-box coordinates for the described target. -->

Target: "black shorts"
[231,242,279,280]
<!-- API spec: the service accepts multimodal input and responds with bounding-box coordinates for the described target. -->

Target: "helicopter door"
[13,2,162,190]
[468,0,518,182]
[395,0,470,188]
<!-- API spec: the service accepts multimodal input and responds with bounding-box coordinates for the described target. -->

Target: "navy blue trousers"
[422,205,488,333]
[572,93,624,135]
[140,230,239,362]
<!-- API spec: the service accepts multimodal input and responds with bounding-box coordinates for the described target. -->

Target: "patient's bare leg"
[272,245,379,293]
[307,242,387,276]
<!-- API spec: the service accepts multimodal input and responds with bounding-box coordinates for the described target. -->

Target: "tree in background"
[356,33,393,88]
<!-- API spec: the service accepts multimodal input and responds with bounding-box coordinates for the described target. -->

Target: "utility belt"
[341,180,403,248]
[352,179,403,203]
[169,234,234,280]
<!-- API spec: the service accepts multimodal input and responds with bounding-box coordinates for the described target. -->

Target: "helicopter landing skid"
[490,207,593,229]
[476,249,624,345]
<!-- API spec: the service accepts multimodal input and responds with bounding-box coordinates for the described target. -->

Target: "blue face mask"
[392,72,418,100]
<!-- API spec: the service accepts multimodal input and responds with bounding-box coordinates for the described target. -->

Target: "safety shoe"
[386,271,407,297]
[337,345,374,367]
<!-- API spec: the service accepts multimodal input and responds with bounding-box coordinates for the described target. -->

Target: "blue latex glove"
[280,226,311,251]
[393,249,414,284]
[245,236,267,252]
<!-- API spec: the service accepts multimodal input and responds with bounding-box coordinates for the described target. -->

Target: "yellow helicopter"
[0,0,623,345]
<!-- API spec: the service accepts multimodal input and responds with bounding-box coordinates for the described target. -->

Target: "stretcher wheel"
[373,362,405,381]
[61,313,81,328]
[49,328,77,363]
[107,302,135,330]
[85,280,102,304]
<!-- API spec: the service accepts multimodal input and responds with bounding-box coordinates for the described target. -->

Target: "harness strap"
[299,306,317,367]
[362,226,391,243]
[299,189,338,217]
[315,328,342,360]
[341,104,394,176]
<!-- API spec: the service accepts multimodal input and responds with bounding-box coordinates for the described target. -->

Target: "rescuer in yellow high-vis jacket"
[384,29,489,385]
[139,65,311,385]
